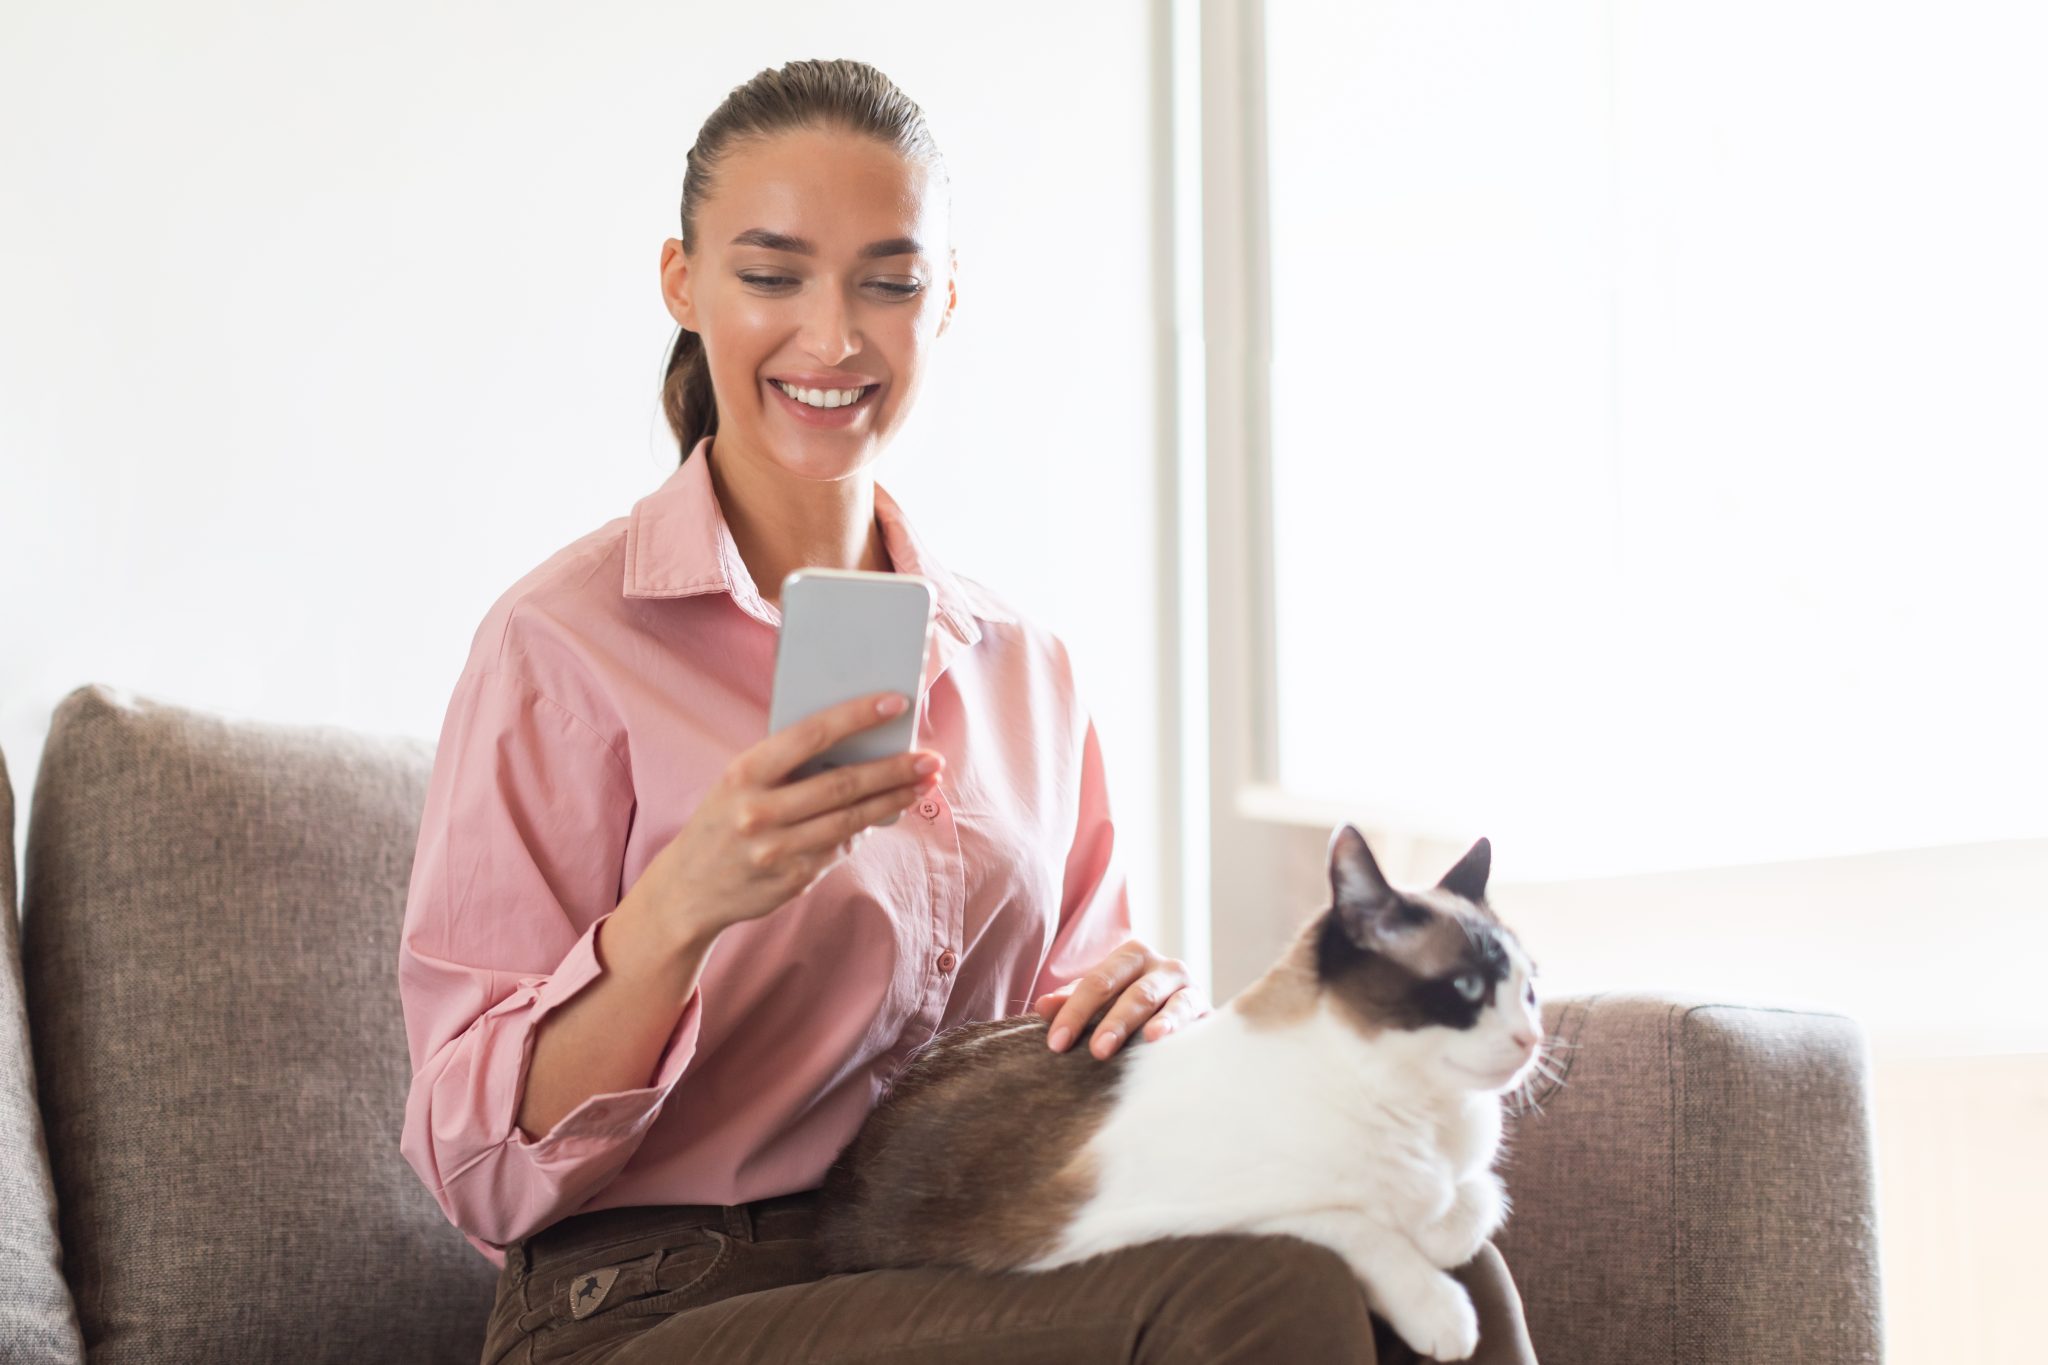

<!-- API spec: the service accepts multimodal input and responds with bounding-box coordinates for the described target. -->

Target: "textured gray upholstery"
[8,683,1886,1362]
[1496,992,1886,1364]
[19,684,496,1364]
[0,744,85,1364]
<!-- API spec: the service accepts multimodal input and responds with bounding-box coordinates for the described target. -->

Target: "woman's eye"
[735,275,924,297]
[1453,973,1484,1002]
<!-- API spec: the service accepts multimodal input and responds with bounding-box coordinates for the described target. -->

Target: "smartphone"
[766,568,936,818]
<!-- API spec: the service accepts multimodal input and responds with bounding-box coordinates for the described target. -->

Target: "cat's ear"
[1436,836,1492,905]
[1329,823,1403,946]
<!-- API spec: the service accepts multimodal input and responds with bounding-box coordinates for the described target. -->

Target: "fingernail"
[1095,1030,1119,1056]
[877,694,908,715]
[1048,1026,1071,1051]
[914,755,939,775]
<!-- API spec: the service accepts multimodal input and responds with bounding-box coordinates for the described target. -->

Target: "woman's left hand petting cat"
[1032,939,1213,1060]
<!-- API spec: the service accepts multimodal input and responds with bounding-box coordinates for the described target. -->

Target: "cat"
[812,822,1551,1363]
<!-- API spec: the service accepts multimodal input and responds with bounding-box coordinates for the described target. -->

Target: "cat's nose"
[1510,1030,1538,1053]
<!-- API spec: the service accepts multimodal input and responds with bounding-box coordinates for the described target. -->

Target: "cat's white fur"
[1020,933,1541,1363]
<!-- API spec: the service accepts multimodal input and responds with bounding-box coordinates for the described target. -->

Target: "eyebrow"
[729,227,924,259]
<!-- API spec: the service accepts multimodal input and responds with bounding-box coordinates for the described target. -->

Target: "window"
[1260,0,2048,879]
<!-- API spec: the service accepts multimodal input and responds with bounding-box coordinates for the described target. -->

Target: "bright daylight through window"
[1263,0,2048,880]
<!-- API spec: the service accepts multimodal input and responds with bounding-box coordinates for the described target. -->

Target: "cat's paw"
[1391,1275,1481,1362]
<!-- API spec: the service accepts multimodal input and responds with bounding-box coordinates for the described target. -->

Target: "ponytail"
[660,325,717,458]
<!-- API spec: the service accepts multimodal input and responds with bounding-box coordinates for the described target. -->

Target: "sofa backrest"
[19,684,496,1364]
[0,744,85,1364]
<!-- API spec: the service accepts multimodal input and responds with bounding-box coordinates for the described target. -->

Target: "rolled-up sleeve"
[1031,712,1135,1002]
[397,666,703,1257]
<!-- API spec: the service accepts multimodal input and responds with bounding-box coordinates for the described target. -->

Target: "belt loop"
[722,1202,754,1242]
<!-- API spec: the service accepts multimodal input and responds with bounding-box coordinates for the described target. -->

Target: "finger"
[1032,986,1075,1022]
[1088,971,1183,1059]
[1138,986,1204,1042]
[1046,949,1145,1053]
[779,777,929,858]
[767,745,942,829]
[746,691,913,787]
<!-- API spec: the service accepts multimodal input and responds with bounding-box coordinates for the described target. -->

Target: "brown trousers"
[478,1189,1540,1364]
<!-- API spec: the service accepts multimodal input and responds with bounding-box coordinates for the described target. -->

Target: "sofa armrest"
[1490,991,1884,1365]
[1,747,87,1364]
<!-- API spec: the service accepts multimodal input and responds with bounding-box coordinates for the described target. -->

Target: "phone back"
[767,568,935,785]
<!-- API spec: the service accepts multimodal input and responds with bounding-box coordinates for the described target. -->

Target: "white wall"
[0,2,1168,946]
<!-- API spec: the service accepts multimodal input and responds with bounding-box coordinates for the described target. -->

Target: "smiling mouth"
[770,378,878,410]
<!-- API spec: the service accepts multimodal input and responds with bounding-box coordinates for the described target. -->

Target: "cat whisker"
[1504,1078,1547,1120]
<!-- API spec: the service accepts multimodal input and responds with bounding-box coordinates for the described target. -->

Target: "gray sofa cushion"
[1496,993,1885,1365]
[1,745,85,1365]
[20,684,496,1364]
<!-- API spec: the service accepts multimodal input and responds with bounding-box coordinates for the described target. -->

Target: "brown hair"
[661,59,951,461]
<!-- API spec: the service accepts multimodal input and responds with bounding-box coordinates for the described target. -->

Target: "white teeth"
[775,380,868,409]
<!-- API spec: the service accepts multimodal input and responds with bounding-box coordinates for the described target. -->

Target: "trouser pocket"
[522,1226,736,1363]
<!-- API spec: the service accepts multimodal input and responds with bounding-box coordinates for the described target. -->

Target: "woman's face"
[661,125,955,481]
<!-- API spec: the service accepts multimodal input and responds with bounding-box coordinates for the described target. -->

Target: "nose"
[803,286,859,364]
[1510,1030,1538,1053]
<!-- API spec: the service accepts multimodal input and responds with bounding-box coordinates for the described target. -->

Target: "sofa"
[0,683,1886,1363]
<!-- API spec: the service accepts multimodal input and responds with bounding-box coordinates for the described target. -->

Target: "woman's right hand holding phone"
[649,690,943,946]
[516,690,938,1142]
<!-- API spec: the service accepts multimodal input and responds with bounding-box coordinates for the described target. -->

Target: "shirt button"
[918,797,940,820]
[937,950,958,972]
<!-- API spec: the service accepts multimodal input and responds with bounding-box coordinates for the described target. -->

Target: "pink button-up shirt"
[397,435,1134,1268]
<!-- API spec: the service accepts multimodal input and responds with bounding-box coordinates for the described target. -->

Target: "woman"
[397,58,1539,1364]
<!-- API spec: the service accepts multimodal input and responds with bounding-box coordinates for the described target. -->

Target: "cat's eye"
[1452,972,1485,1002]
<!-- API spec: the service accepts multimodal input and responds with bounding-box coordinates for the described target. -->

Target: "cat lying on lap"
[815,823,1550,1363]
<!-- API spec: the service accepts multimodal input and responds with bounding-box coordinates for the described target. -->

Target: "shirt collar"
[622,436,1017,646]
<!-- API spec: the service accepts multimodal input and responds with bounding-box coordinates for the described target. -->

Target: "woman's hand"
[1032,939,1213,1060]
[646,689,943,947]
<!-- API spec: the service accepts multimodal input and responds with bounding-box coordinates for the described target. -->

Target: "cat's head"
[1313,824,1543,1096]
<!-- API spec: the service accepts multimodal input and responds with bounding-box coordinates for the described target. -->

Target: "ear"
[661,237,698,331]
[1436,836,1491,904]
[1329,823,1401,947]
[934,246,958,339]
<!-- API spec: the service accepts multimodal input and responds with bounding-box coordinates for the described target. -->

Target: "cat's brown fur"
[815,1008,1144,1272]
